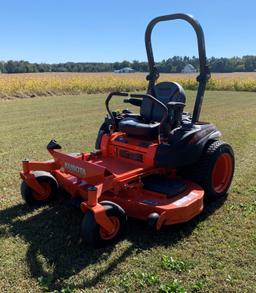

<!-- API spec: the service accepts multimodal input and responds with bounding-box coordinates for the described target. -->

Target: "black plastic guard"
[47,139,62,150]
[143,175,187,198]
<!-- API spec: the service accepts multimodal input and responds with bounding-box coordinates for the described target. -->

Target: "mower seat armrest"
[123,98,142,107]
[123,113,141,119]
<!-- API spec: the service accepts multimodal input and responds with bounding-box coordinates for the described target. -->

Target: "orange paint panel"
[51,150,106,184]
[22,160,59,173]
[92,157,144,178]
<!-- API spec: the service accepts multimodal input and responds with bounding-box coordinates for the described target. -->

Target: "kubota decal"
[64,162,86,176]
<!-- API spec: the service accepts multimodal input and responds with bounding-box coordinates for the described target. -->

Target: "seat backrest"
[140,82,186,122]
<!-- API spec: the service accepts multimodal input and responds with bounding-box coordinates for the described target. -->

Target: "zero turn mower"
[20,13,235,248]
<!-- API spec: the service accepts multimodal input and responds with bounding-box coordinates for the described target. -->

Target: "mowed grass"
[0,91,256,293]
[0,72,256,99]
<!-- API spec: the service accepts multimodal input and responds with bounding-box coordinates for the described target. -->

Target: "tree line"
[0,56,256,74]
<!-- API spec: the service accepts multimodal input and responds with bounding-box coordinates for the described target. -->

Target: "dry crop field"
[0,72,256,99]
[0,89,255,292]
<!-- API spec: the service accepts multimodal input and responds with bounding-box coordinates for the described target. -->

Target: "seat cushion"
[119,117,160,139]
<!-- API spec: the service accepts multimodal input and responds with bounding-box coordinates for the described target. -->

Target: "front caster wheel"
[21,171,58,206]
[81,201,127,248]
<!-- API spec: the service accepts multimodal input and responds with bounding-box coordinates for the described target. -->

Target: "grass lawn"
[0,91,255,293]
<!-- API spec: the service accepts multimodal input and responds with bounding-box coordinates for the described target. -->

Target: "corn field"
[0,72,256,99]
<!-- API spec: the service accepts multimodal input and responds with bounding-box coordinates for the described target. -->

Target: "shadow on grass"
[0,195,227,291]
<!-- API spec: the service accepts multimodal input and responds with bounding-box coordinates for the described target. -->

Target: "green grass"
[0,91,256,293]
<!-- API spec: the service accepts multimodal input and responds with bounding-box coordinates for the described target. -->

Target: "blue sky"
[0,0,255,63]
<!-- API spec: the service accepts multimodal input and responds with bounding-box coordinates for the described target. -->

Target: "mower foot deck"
[142,175,187,198]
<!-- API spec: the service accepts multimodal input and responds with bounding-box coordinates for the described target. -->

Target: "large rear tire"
[21,171,58,206]
[184,141,235,201]
[81,201,127,248]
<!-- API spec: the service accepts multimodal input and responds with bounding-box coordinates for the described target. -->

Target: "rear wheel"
[184,141,235,201]
[81,201,127,248]
[21,171,58,206]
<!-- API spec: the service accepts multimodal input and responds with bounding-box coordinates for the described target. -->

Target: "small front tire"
[21,171,58,206]
[81,201,127,248]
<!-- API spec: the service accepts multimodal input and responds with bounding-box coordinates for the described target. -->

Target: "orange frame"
[20,132,204,233]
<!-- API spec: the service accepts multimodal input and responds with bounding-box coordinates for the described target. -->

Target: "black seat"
[119,82,186,139]
[119,117,160,138]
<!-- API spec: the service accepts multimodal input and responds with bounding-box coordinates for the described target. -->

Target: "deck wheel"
[81,201,127,248]
[21,171,58,206]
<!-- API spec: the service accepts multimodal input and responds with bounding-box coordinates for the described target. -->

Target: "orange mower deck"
[20,132,204,233]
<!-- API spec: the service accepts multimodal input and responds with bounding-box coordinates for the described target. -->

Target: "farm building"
[114,67,135,73]
[181,64,197,73]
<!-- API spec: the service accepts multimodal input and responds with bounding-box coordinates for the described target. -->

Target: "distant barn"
[181,64,197,73]
[114,67,135,73]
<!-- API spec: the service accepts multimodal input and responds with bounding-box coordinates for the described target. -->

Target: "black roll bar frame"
[145,13,211,123]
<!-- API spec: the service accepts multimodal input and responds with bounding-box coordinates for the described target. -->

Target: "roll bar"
[145,13,211,123]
